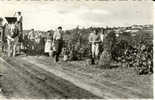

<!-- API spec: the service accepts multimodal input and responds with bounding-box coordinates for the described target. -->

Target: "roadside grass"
[63,59,153,97]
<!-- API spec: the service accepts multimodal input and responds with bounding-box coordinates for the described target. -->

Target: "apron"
[44,39,52,53]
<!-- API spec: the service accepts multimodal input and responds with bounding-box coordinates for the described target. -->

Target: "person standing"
[16,12,23,33]
[100,29,106,43]
[99,29,107,53]
[15,11,23,54]
[44,31,52,56]
[28,29,35,55]
[88,29,101,64]
[53,26,63,63]
[0,17,5,52]
[22,32,29,54]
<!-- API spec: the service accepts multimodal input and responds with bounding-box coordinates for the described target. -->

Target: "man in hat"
[16,11,23,54]
[53,26,63,63]
[16,12,23,34]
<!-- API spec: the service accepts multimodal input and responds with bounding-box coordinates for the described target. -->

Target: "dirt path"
[0,57,99,99]
[0,56,153,99]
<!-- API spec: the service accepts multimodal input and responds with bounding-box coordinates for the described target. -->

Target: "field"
[0,27,153,99]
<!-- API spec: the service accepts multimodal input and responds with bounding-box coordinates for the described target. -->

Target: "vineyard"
[0,27,153,98]
[62,27,153,75]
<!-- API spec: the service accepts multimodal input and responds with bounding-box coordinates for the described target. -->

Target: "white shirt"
[100,34,106,42]
[28,31,35,40]
[53,30,63,40]
[88,32,100,43]
[17,15,23,23]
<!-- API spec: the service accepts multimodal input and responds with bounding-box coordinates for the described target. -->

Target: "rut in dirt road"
[0,57,100,99]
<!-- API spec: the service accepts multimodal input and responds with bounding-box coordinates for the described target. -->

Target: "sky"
[0,0,154,31]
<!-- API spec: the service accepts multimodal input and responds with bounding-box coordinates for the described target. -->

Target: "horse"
[5,23,19,57]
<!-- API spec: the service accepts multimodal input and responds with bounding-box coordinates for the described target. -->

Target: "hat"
[5,17,17,24]
[17,11,21,14]
[58,26,62,29]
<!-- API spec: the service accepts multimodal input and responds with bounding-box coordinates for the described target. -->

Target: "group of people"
[43,28,107,64]
[23,27,64,63]
[22,29,44,55]
[0,11,108,64]
[45,27,64,62]
[0,15,64,63]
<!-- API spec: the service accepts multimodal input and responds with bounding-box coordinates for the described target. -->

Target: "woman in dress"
[44,31,52,56]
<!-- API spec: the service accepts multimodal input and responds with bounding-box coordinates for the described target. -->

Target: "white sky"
[0,0,154,31]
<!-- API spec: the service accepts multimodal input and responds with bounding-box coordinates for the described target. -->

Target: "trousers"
[54,39,63,62]
[91,43,99,59]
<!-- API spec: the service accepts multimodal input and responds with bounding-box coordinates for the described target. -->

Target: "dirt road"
[0,56,153,99]
[0,57,99,99]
